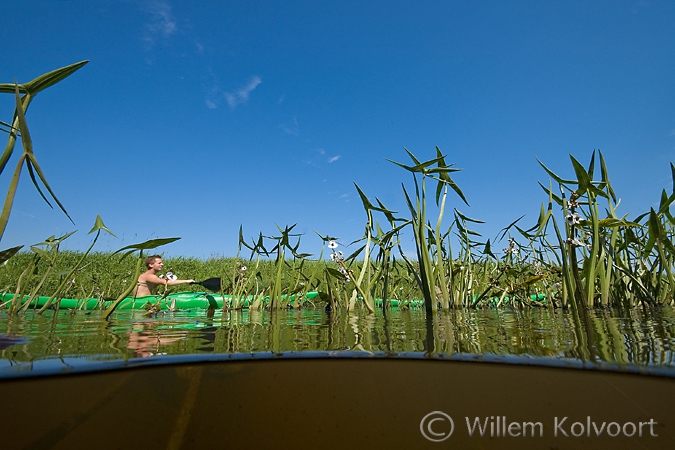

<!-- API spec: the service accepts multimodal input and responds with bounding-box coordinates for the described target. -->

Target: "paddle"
[193,277,221,292]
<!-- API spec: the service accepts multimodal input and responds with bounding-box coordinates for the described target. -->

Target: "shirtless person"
[132,255,195,297]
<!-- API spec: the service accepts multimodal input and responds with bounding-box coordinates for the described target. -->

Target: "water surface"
[1,306,674,378]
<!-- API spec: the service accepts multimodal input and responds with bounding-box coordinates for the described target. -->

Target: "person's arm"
[166,278,195,286]
[143,274,193,287]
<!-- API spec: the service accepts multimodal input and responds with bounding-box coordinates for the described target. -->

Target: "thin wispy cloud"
[328,155,341,163]
[204,67,222,109]
[225,76,262,109]
[194,39,204,54]
[279,117,299,136]
[141,0,177,49]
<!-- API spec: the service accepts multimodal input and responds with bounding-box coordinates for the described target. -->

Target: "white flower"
[328,240,338,249]
[566,238,583,247]
[240,266,247,272]
[566,213,582,225]
[503,246,519,255]
[330,253,337,261]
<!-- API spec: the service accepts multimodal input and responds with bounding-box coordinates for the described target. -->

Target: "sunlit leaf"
[587,150,596,180]
[88,215,116,237]
[523,274,548,286]
[482,239,497,259]
[599,150,617,203]
[112,237,181,259]
[497,215,525,241]
[0,60,89,96]
[570,154,607,199]
[345,244,366,261]
[537,158,576,185]
[0,245,22,264]
[597,218,641,228]
[453,208,484,224]
[25,154,74,223]
[29,246,50,258]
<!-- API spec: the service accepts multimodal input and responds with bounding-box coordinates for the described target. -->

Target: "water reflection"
[1,306,675,375]
[126,324,188,358]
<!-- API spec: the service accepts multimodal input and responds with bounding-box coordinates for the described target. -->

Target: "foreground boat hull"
[1,358,673,449]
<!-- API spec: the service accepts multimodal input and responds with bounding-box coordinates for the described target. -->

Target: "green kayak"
[0,291,322,311]
[1,292,544,311]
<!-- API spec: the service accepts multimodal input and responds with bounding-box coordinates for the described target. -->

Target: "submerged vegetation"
[1,62,674,315]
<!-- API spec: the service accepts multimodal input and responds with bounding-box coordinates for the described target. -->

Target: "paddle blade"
[196,277,221,292]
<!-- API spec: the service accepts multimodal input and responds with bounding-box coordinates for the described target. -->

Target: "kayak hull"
[1,357,673,449]
[0,291,430,310]
[0,291,323,310]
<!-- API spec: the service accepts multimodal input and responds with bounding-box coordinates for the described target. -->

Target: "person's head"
[144,255,163,270]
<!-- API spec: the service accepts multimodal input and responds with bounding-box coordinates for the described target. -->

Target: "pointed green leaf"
[0,245,23,264]
[497,215,525,241]
[538,181,563,206]
[453,208,484,224]
[345,244,366,261]
[25,158,53,208]
[354,182,375,211]
[403,147,422,166]
[18,60,88,96]
[30,246,50,258]
[112,237,181,258]
[587,150,596,180]
[482,239,497,259]
[88,215,116,237]
[596,218,640,228]
[26,154,74,223]
[570,154,591,194]
[599,150,617,202]
[313,230,340,242]
[570,154,608,199]
[537,158,576,185]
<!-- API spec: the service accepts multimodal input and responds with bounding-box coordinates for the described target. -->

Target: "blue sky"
[1,0,673,259]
